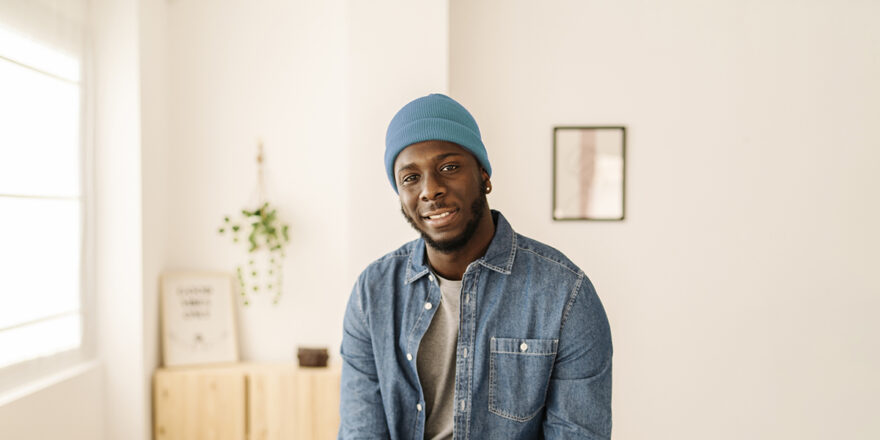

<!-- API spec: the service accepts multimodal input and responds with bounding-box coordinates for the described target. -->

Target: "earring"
[485,184,492,194]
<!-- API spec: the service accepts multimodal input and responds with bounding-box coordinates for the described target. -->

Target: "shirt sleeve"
[338,277,392,439]
[542,274,613,439]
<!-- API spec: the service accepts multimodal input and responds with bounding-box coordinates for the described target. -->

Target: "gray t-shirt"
[417,273,461,440]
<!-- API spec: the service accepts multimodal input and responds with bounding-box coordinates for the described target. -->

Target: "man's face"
[394,140,489,254]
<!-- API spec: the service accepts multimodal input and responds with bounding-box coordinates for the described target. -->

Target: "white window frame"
[0,8,95,397]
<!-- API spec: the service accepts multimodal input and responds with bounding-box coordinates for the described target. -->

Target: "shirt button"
[428,274,435,282]
[459,400,465,411]
[406,353,413,361]
[520,342,528,352]
[417,403,423,412]
[462,348,468,358]
[424,302,432,310]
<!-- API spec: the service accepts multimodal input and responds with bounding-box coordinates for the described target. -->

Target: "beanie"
[384,93,491,193]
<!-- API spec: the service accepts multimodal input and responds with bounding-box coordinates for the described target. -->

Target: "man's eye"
[401,174,418,184]
[441,164,459,172]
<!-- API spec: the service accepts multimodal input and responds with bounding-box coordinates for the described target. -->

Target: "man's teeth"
[428,211,452,220]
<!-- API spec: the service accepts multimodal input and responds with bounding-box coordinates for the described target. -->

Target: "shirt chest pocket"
[488,337,559,422]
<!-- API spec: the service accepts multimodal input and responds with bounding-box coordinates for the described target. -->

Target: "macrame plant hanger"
[255,140,266,207]
[220,140,290,306]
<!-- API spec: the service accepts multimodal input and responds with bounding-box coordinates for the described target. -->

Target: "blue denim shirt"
[339,211,612,439]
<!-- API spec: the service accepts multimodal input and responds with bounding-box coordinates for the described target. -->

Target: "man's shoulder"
[512,232,583,277]
[357,238,419,278]
[349,239,420,309]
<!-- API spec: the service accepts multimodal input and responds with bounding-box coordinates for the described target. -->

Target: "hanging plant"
[219,202,290,305]
[218,140,290,306]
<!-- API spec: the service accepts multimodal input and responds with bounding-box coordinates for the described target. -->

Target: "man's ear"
[480,168,492,194]
[480,168,490,183]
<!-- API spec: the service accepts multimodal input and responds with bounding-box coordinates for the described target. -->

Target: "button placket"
[455,280,477,437]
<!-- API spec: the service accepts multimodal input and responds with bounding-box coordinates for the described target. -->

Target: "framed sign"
[160,272,239,367]
[553,126,626,221]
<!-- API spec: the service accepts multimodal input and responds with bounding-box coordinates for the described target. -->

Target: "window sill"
[0,359,100,408]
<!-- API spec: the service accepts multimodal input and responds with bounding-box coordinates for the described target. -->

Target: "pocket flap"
[490,337,558,355]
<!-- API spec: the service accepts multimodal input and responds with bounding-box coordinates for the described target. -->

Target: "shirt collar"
[405,210,516,284]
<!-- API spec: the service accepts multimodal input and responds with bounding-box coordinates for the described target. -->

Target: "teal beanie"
[384,93,491,193]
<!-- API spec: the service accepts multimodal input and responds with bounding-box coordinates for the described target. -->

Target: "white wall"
[163,0,351,361]
[92,0,149,438]
[449,0,880,439]
[139,0,169,439]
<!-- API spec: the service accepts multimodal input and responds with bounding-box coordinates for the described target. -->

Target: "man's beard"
[401,193,488,254]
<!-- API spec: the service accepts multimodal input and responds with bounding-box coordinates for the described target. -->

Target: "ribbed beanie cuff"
[385,94,491,193]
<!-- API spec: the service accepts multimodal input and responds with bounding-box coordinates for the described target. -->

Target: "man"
[339,94,612,439]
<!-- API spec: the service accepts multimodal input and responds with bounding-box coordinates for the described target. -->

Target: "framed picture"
[553,126,626,221]
[160,272,239,367]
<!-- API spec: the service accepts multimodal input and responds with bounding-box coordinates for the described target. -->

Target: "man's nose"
[420,173,446,201]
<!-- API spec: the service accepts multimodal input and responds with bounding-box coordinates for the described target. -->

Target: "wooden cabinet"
[153,363,340,440]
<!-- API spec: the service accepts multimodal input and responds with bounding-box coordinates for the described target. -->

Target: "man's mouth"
[426,211,452,220]
[421,208,459,226]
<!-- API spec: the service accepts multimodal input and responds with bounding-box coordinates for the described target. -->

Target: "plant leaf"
[248,229,258,252]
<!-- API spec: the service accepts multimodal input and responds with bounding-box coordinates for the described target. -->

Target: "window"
[0,0,91,392]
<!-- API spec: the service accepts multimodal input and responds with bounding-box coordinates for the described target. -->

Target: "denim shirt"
[339,211,612,439]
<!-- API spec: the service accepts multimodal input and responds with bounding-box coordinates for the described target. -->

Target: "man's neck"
[425,209,496,280]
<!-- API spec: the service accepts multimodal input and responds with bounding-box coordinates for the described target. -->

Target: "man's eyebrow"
[396,162,418,175]
[396,152,464,175]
